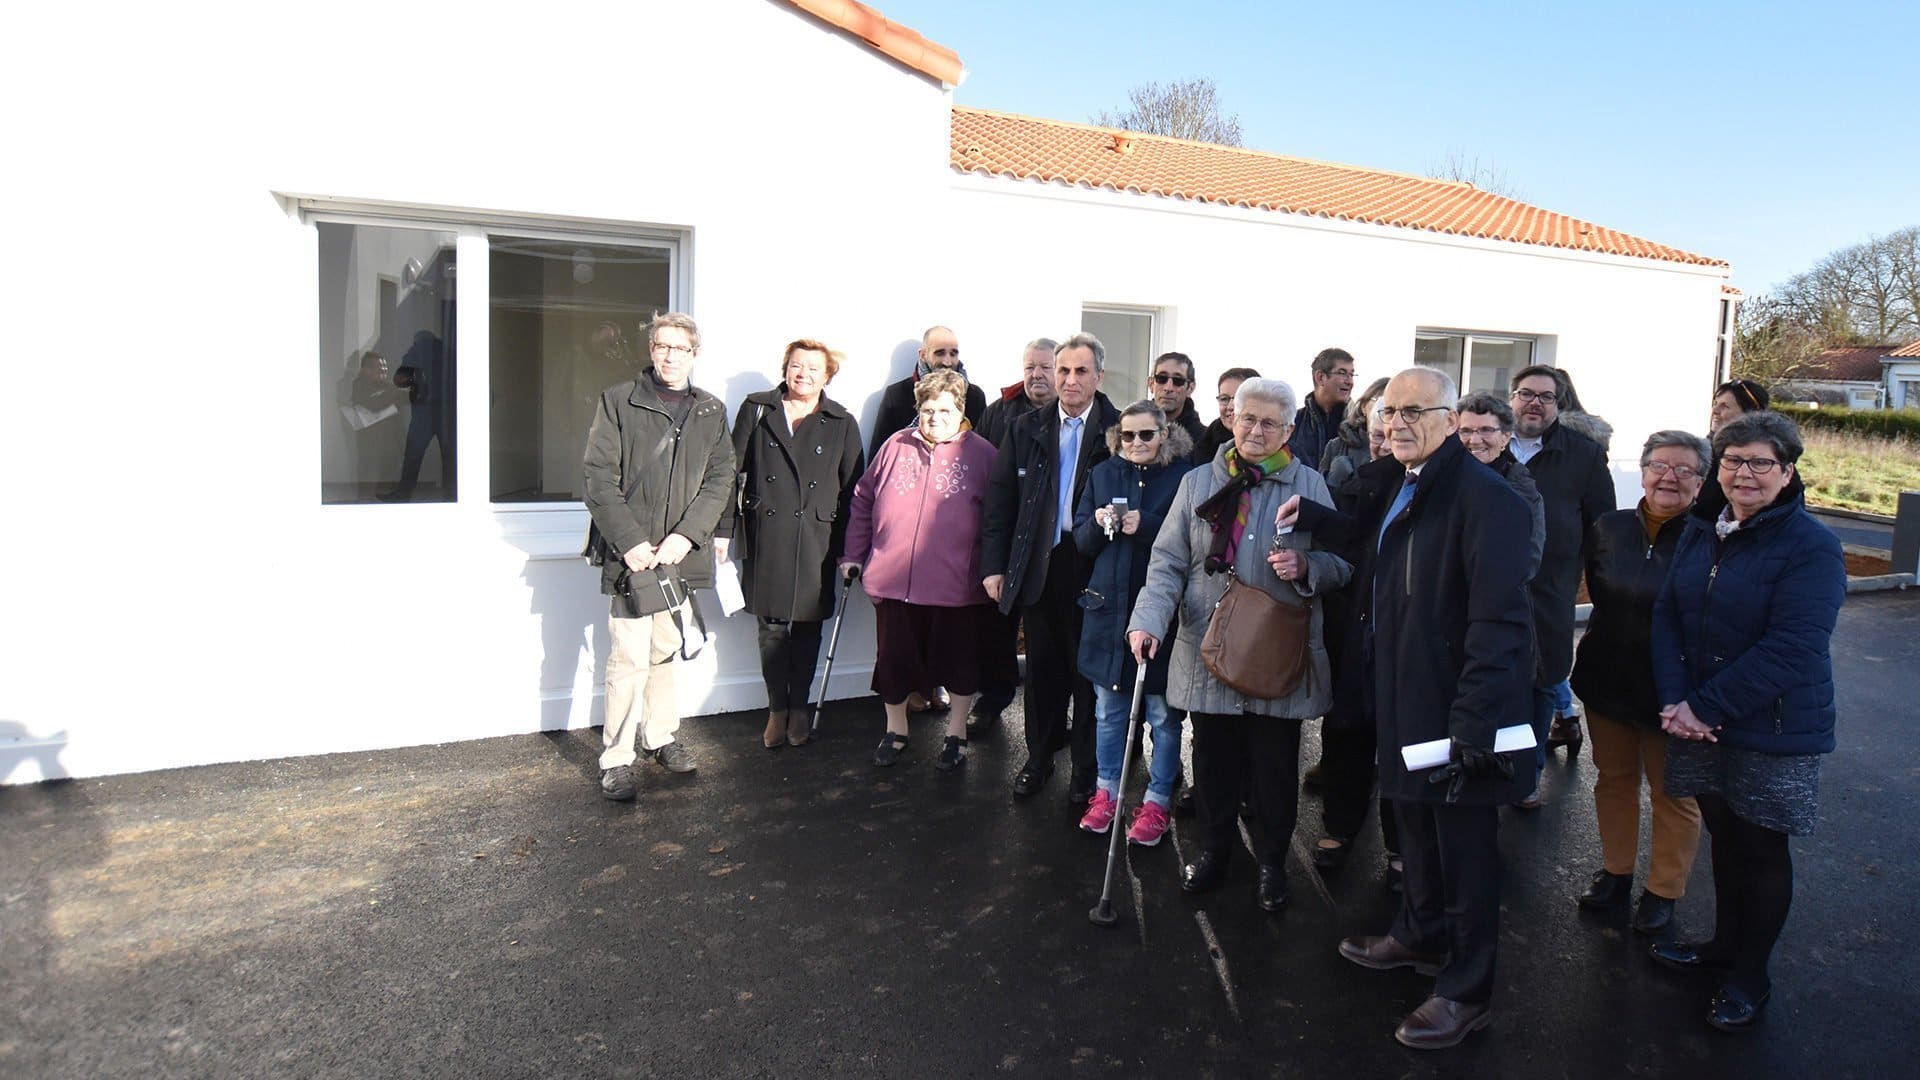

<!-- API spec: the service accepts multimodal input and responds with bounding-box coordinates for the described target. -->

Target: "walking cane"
[811,565,861,736]
[1090,662,1150,927]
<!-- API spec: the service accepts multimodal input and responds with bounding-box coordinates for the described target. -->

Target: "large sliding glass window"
[489,237,674,503]
[318,222,459,505]
[1415,329,1537,394]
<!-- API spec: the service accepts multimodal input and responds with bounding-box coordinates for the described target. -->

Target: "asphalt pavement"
[4,592,1919,1079]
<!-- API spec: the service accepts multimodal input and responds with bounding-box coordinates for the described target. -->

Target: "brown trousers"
[1588,709,1703,899]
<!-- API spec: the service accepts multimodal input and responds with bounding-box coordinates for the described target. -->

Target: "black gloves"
[1427,739,1514,804]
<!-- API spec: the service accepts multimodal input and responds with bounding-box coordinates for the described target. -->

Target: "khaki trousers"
[600,604,686,769]
[1588,708,1703,899]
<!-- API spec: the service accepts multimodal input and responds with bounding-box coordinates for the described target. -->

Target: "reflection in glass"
[1466,336,1532,394]
[318,222,459,505]
[489,237,672,502]
[1413,332,1465,389]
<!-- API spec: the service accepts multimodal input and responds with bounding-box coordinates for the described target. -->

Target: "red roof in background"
[784,0,963,87]
[1803,345,1904,381]
[1890,340,1920,358]
[950,107,1726,268]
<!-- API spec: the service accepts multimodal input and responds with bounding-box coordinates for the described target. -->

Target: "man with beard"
[869,325,986,459]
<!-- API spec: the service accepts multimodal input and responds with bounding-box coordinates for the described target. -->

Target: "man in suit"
[1325,367,1534,1049]
[868,325,987,460]
[980,332,1118,800]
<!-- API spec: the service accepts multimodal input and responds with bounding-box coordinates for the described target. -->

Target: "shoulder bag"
[1199,570,1311,700]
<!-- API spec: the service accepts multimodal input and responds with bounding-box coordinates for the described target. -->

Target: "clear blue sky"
[875,0,1919,293]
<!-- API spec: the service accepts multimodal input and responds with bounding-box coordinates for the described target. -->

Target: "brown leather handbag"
[1199,570,1311,699]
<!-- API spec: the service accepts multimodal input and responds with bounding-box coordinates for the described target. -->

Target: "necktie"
[1374,472,1418,616]
[1059,416,1083,538]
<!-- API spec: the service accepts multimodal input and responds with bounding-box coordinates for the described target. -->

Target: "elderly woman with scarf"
[1128,378,1351,913]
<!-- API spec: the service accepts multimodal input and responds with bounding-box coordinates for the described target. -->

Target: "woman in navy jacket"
[1648,411,1846,1033]
[1072,401,1194,846]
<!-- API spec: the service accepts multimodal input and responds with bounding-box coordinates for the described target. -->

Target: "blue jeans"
[1551,678,1574,717]
[1092,683,1179,803]
[1530,684,1555,785]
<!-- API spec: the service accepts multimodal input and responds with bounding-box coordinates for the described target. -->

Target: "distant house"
[1783,342,1920,408]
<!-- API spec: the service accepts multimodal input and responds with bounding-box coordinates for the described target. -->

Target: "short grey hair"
[1454,391,1515,432]
[647,311,700,351]
[1235,377,1297,417]
[1024,337,1058,356]
[1641,429,1711,473]
[1713,411,1804,465]
[1057,332,1106,372]
[1398,365,1458,407]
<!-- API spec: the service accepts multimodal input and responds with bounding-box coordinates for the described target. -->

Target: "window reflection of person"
[380,330,455,503]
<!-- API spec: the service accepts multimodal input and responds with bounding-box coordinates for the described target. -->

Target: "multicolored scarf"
[1196,445,1292,573]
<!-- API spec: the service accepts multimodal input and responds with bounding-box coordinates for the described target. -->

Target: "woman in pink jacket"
[842,369,999,771]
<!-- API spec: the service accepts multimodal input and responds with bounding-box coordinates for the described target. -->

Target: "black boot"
[1577,869,1633,910]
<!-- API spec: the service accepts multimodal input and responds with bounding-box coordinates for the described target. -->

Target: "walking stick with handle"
[811,565,861,736]
[1090,662,1150,926]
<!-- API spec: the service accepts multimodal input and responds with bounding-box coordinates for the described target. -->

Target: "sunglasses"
[1152,373,1190,388]
[1117,428,1162,443]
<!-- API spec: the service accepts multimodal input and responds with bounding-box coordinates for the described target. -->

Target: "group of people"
[580,314,1844,1049]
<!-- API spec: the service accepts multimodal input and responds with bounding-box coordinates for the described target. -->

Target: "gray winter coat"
[582,375,735,597]
[1127,448,1352,718]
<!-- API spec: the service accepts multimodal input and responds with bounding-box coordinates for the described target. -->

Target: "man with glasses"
[1195,366,1260,465]
[1320,366,1533,1049]
[1505,365,1616,806]
[1149,352,1207,446]
[582,312,735,802]
[981,333,1119,800]
[869,325,986,461]
[1288,347,1358,470]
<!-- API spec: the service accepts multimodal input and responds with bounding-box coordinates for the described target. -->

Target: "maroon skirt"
[870,599,992,703]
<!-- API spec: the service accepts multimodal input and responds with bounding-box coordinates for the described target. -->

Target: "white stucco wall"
[1,1,1727,782]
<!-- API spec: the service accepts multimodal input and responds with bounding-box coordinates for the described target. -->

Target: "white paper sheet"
[711,560,746,617]
[1400,724,1538,771]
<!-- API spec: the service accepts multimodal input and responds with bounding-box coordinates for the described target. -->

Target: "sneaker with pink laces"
[1079,789,1118,833]
[1126,800,1171,846]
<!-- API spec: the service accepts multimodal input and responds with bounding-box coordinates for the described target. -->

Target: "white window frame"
[1415,327,1540,393]
[1081,302,1166,403]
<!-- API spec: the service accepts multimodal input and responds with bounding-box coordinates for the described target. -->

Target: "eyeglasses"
[1457,426,1506,439]
[1327,368,1357,380]
[1215,394,1235,405]
[931,347,960,358]
[1234,416,1285,435]
[1378,404,1449,425]
[1117,428,1162,443]
[1718,455,1784,475]
[650,342,695,357]
[1643,462,1701,480]
[1152,373,1190,388]
[1511,388,1558,405]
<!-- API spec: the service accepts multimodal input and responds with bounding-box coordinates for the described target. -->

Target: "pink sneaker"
[1079,789,1118,833]
[1126,801,1171,846]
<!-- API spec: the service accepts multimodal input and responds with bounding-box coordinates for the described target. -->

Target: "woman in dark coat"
[1569,430,1710,935]
[721,340,864,750]
[1071,401,1194,846]
[1648,411,1845,1033]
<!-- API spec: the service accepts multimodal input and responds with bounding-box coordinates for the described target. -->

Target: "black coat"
[1569,504,1685,728]
[869,374,986,461]
[978,384,1045,450]
[1341,440,1535,804]
[720,388,865,622]
[1288,394,1345,471]
[1519,420,1617,684]
[979,394,1120,613]
[582,376,734,593]
[1168,399,1207,447]
[1193,420,1234,466]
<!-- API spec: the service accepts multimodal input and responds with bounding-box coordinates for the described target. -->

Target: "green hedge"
[1775,403,1920,441]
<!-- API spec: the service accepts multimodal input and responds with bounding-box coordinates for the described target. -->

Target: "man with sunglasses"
[868,325,986,461]
[1505,365,1617,805]
[1288,347,1358,471]
[1149,352,1208,446]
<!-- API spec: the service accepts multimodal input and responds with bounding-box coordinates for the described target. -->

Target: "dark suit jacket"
[1520,419,1616,684]
[869,374,986,461]
[978,394,1120,613]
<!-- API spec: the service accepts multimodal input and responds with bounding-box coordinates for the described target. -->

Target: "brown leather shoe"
[1337,934,1444,976]
[762,710,787,750]
[1394,995,1491,1049]
[786,708,811,747]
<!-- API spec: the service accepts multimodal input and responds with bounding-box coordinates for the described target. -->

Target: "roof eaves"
[784,0,965,88]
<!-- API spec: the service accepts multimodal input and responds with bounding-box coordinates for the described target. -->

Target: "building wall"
[1,2,1727,782]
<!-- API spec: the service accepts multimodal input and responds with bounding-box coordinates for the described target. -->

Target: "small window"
[1082,305,1158,403]
[488,237,673,503]
[318,222,459,505]
[1415,329,1536,394]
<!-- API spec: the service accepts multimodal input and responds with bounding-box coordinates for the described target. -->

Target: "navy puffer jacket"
[1073,454,1194,694]
[1650,475,1846,755]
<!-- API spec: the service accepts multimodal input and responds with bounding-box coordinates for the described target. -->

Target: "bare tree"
[1426,150,1522,200]
[1094,78,1242,147]
[1772,226,1919,342]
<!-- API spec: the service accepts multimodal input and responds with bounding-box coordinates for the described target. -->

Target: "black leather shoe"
[1632,891,1676,935]
[1394,995,1492,1050]
[1011,759,1053,797]
[1706,983,1769,1032]
[1649,939,1729,972]
[1174,785,1196,817]
[1181,851,1230,894]
[1311,839,1351,870]
[1256,865,1288,912]
[965,703,1002,736]
[1577,869,1633,910]
[1067,770,1096,803]
[1337,934,1444,976]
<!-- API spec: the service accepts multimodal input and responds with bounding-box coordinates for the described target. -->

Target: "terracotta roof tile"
[1890,340,1920,358]
[785,0,963,87]
[1803,345,1904,381]
[950,107,1725,268]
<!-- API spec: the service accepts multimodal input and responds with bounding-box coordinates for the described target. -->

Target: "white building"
[1,0,1732,783]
